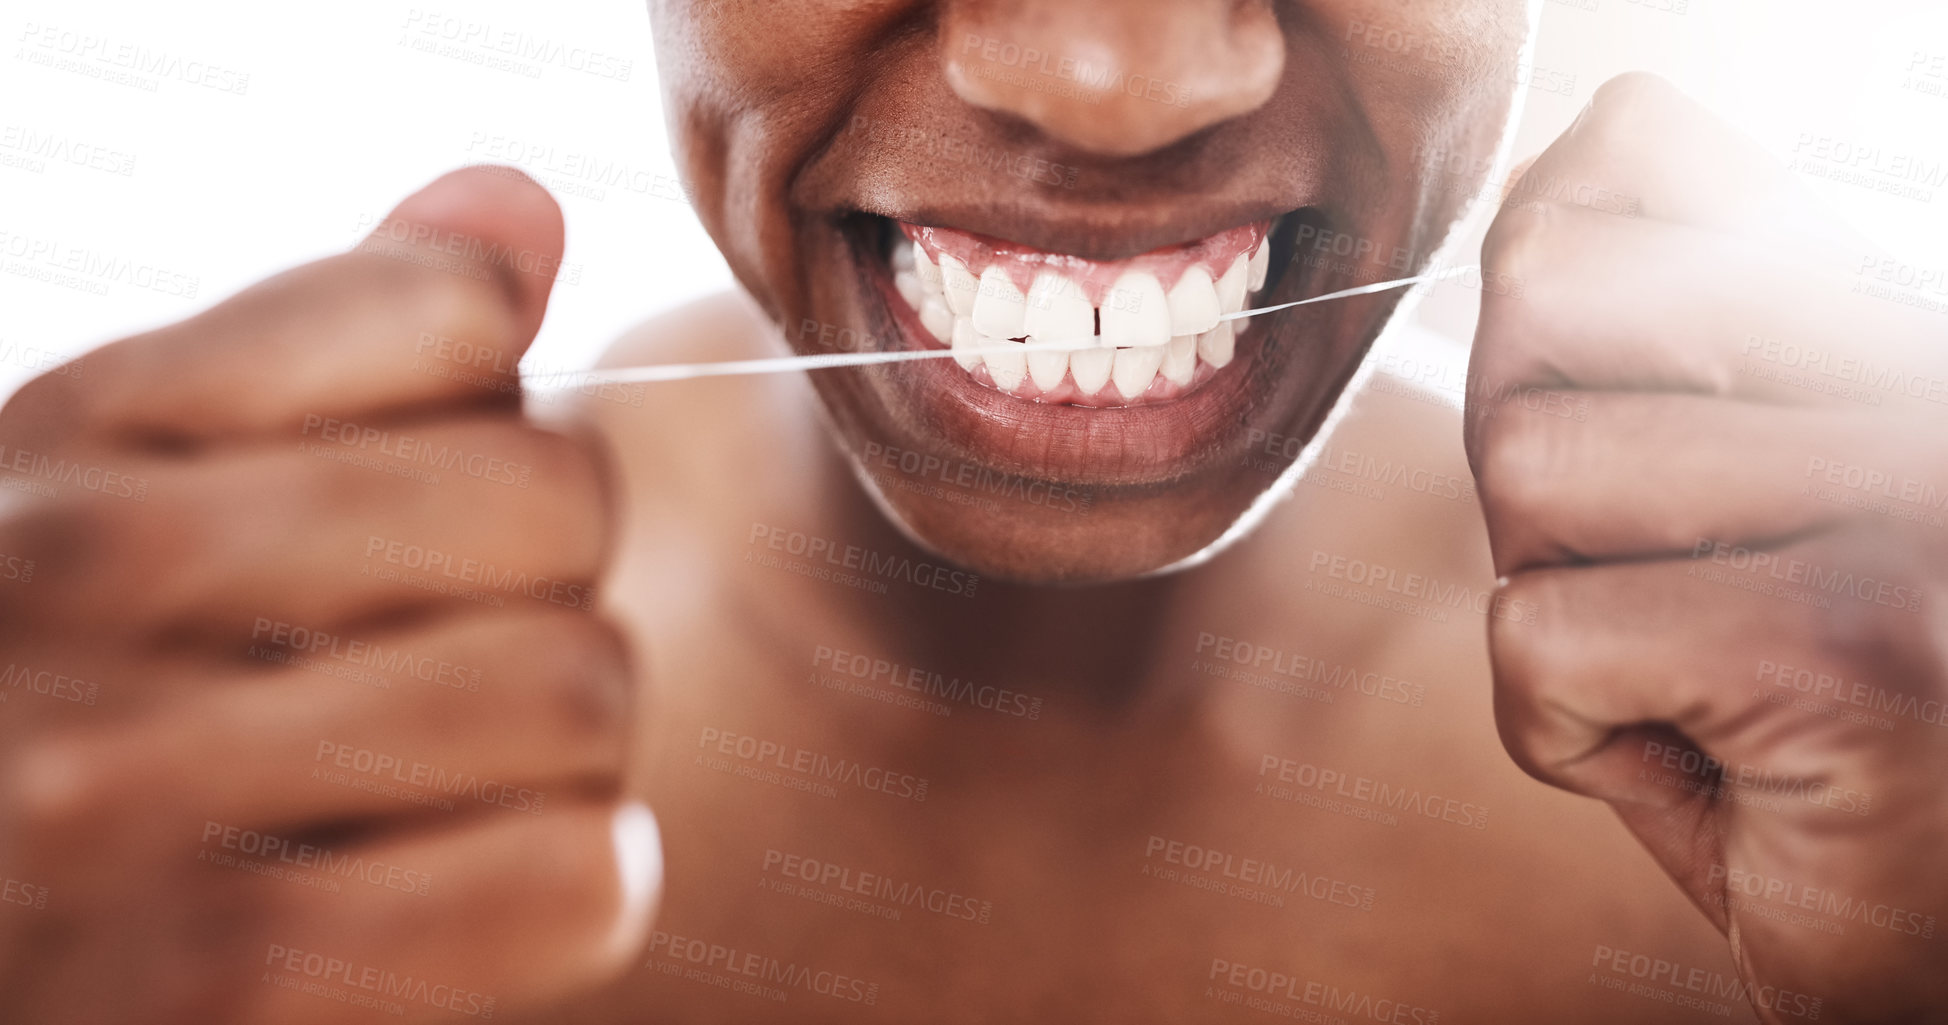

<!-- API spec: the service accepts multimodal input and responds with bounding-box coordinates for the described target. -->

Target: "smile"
[885,219,1274,406]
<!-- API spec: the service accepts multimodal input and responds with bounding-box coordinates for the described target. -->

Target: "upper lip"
[848,199,1301,263]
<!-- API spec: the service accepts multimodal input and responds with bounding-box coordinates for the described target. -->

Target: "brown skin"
[653,0,1527,581]
[0,3,1940,1025]
[0,173,656,1024]
[1471,74,1948,1021]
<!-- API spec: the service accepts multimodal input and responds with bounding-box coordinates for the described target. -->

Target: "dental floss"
[523,265,1480,389]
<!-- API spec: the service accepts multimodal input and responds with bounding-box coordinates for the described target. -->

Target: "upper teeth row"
[891,237,1271,402]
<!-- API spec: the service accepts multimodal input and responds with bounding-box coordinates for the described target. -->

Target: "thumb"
[360,165,568,343]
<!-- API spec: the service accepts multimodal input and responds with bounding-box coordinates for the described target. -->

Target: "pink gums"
[901,220,1269,307]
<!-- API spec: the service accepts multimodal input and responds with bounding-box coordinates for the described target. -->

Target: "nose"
[939,0,1285,158]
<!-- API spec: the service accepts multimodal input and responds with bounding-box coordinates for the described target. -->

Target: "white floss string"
[525,264,1481,389]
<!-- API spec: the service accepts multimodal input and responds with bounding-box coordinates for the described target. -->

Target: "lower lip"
[847,224,1292,488]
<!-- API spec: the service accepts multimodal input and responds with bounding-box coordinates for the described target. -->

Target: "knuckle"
[0,739,104,849]
[506,421,609,497]
[1485,573,1576,781]
[1481,187,1559,277]
[1589,71,1682,125]
[1474,206,1561,393]
[1469,407,1562,558]
[1566,73,1684,172]
[1487,574,1555,702]
[520,610,633,751]
[1802,560,1933,673]
[0,500,107,615]
[0,369,96,451]
[505,421,617,560]
[389,259,525,362]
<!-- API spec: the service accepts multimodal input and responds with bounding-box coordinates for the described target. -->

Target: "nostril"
[939,0,1285,159]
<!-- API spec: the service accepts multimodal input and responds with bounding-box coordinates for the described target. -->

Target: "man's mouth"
[829,207,1329,488]
[880,219,1276,407]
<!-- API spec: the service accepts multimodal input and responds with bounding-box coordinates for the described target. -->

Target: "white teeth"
[913,246,942,292]
[972,266,1027,339]
[1197,320,1235,369]
[1027,347,1070,392]
[919,295,954,344]
[1068,347,1114,395]
[1100,271,1170,349]
[894,269,923,310]
[898,234,1259,401]
[1112,344,1165,401]
[1022,271,1094,343]
[940,253,979,317]
[1165,266,1221,337]
[1216,255,1248,313]
[1162,335,1197,387]
[950,317,983,371]
[982,337,1028,391]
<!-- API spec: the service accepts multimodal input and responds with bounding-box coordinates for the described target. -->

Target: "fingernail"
[607,801,664,957]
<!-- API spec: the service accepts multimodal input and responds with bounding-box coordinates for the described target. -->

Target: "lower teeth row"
[889,235,1270,404]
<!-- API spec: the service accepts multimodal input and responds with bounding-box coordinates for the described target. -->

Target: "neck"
[820,453,1210,713]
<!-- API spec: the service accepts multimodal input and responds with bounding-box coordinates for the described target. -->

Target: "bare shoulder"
[1241,335,1492,601]
[559,289,828,532]
[594,289,777,370]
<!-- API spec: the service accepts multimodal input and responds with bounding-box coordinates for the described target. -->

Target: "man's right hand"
[0,168,660,1025]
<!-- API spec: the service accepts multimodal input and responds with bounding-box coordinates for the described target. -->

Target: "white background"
[2,0,1944,399]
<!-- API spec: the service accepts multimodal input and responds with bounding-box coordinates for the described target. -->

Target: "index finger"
[5,166,566,453]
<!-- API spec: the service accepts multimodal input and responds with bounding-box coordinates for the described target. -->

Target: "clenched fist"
[0,169,660,1024]
[1469,74,1948,1023]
